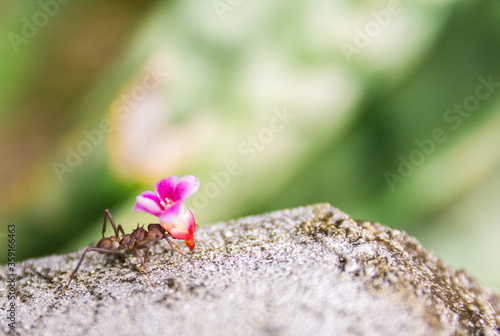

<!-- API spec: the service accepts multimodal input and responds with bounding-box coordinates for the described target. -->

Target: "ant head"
[147,227,164,242]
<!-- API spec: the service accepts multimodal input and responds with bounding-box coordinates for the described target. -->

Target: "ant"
[59,209,194,294]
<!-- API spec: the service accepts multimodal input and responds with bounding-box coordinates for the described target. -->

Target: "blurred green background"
[1,0,500,291]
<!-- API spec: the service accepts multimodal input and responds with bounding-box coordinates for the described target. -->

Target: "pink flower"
[133,175,200,249]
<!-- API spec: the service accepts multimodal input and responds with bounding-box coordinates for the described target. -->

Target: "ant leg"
[59,247,118,295]
[164,235,195,268]
[134,245,151,273]
[135,245,155,287]
[143,245,150,263]
[102,209,120,238]
[116,224,126,237]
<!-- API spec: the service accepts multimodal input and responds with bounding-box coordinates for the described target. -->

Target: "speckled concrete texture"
[1,203,499,335]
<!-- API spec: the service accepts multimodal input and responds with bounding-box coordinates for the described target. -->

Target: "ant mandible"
[59,209,194,294]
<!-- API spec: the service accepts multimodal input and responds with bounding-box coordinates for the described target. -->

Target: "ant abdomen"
[97,238,113,249]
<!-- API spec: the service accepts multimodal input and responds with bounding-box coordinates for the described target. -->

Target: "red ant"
[59,209,194,294]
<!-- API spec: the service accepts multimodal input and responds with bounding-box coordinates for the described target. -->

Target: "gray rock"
[1,203,500,335]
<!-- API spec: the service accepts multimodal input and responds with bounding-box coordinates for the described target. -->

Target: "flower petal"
[168,227,190,240]
[184,235,195,250]
[158,202,184,224]
[133,191,164,216]
[174,175,200,201]
[155,176,179,204]
[185,209,196,234]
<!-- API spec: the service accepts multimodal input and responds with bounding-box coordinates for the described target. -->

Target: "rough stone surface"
[1,203,500,335]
